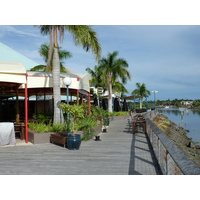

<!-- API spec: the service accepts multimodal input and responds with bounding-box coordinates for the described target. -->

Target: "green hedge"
[113,111,129,116]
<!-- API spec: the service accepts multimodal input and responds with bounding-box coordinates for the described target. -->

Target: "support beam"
[25,74,28,143]
[76,90,79,105]
[87,92,91,115]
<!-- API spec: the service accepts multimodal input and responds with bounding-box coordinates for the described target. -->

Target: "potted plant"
[76,116,98,141]
[91,106,111,133]
[102,109,112,132]
[60,103,84,150]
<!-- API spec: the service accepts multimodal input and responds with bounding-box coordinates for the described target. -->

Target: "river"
[157,108,200,143]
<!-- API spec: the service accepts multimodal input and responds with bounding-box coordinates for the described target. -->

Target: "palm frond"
[65,25,101,62]
[112,81,128,93]
[29,65,46,72]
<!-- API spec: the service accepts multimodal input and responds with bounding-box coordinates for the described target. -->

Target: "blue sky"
[0,25,200,101]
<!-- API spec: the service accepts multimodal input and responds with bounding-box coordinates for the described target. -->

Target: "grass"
[114,111,129,116]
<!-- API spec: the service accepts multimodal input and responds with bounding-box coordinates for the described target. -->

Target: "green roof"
[0,42,38,70]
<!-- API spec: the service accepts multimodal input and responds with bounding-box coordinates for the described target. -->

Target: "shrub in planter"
[51,123,67,132]
[60,103,84,150]
[29,122,67,133]
[33,114,51,124]
[91,106,112,130]
[76,116,97,141]
[28,122,51,133]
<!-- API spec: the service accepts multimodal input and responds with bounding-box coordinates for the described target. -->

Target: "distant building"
[180,101,193,106]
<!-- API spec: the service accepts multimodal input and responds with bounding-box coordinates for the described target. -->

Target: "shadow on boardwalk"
[126,118,162,175]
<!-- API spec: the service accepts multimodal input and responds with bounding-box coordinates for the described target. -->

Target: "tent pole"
[25,74,28,143]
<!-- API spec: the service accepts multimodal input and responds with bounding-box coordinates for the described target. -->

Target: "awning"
[125,95,141,100]
[19,70,91,93]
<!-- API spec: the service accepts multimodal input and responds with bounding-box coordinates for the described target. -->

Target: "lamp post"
[152,90,158,115]
[63,76,72,135]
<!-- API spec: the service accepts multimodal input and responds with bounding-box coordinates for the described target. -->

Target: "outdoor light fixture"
[63,76,72,87]
[63,76,72,135]
[63,76,72,104]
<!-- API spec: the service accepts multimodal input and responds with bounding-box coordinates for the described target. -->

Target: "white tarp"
[0,122,16,146]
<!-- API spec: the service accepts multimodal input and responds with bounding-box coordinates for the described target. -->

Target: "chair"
[14,124,22,140]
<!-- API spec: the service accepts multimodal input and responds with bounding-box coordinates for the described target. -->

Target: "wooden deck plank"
[0,118,161,175]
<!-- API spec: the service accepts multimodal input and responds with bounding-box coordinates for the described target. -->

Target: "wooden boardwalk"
[0,117,162,175]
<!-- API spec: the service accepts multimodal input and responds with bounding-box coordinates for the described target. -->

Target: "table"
[0,122,16,146]
[132,120,146,134]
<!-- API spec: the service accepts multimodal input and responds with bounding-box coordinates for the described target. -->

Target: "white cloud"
[0,25,40,38]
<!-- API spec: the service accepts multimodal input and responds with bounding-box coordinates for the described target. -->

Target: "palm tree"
[112,81,128,94]
[98,51,131,113]
[86,66,128,94]
[86,65,106,89]
[34,25,53,72]
[86,65,107,107]
[35,25,101,123]
[30,43,72,72]
[131,83,151,109]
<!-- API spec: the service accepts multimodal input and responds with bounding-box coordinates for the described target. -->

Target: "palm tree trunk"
[52,27,63,123]
[140,98,143,109]
[108,75,113,113]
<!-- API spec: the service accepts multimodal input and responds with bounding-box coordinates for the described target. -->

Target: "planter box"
[28,129,84,144]
[28,129,53,144]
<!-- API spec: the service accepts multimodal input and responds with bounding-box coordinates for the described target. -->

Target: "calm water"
[158,108,200,143]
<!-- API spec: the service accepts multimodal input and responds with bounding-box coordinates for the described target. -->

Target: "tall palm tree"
[35,25,101,123]
[98,51,131,113]
[30,43,72,72]
[131,82,151,109]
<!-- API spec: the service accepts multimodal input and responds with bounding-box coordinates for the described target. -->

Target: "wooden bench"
[50,133,68,148]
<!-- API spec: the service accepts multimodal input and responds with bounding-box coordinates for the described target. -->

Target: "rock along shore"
[153,114,200,168]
